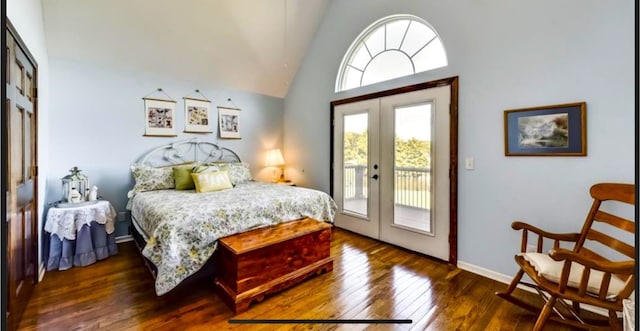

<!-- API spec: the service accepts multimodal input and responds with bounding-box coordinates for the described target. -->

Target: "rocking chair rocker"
[496,183,636,330]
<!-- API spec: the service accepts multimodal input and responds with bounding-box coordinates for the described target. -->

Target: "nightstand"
[45,200,118,270]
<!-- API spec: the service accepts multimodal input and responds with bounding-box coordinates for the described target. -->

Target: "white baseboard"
[458,260,610,317]
[116,235,133,243]
[458,261,516,286]
[38,262,46,282]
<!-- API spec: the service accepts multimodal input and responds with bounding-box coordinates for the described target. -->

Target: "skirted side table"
[45,200,118,270]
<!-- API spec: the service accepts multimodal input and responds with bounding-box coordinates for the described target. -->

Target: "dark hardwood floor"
[19,228,603,330]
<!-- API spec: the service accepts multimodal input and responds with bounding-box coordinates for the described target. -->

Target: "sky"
[344,103,432,140]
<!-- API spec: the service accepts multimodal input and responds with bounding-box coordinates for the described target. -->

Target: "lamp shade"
[265,149,285,167]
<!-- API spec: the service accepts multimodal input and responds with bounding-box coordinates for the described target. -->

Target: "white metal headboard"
[137,138,241,166]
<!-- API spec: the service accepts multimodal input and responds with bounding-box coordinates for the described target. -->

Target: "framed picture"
[218,106,241,139]
[144,98,177,137]
[504,102,586,156]
[184,97,212,133]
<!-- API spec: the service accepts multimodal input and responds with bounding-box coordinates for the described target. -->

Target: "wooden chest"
[215,218,333,314]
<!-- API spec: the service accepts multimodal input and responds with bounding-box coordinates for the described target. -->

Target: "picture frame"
[218,106,241,139]
[504,102,586,156]
[143,97,177,137]
[184,97,212,133]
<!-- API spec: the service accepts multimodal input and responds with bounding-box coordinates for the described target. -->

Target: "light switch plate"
[465,157,474,170]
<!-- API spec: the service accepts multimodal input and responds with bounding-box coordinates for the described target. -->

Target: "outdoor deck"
[343,198,431,232]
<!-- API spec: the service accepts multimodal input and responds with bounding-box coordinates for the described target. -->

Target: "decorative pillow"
[521,252,626,299]
[192,164,219,174]
[159,161,199,168]
[216,162,252,185]
[191,170,233,193]
[131,164,175,192]
[172,163,200,190]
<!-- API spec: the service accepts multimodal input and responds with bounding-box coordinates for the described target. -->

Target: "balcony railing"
[343,165,431,209]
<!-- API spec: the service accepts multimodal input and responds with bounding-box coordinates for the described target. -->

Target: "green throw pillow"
[172,163,199,190]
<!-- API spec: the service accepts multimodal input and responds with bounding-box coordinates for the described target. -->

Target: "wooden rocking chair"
[496,183,635,330]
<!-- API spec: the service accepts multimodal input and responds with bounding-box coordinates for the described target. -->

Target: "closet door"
[6,23,39,331]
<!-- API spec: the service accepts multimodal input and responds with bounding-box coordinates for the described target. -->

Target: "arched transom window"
[336,15,448,92]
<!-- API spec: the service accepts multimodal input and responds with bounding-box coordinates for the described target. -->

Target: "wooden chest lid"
[218,218,332,255]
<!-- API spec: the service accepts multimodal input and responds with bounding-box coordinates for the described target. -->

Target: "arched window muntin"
[336,14,448,92]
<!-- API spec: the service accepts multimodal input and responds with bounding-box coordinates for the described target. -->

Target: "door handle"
[370,174,379,180]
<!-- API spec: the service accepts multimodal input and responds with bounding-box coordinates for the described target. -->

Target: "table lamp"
[265,149,286,183]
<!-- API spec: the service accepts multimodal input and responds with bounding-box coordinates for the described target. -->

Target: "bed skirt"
[46,221,118,271]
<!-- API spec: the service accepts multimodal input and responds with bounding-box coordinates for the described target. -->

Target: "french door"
[331,80,456,262]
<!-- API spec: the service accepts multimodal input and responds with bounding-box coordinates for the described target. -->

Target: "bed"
[126,138,337,296]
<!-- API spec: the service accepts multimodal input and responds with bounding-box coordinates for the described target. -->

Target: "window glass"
[401,22,436,56]
[336,15,447,92]
[351,45,371,71]
[413,38,447,72]
[385,20,409,50]
[361,51,413,86]
[364,26,385,56]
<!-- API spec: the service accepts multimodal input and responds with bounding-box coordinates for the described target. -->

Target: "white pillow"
[215,162,252,185]
[521,252,627,299]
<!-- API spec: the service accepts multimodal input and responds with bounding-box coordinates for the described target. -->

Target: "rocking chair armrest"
[511,221,581,242]
[549,248,635,275]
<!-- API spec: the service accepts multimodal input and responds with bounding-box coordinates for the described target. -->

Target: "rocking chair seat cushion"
[521,252,626,299]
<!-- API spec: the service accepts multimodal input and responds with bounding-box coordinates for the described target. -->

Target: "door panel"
[6,24,38,331]
[333,99,380,239]
[379,86,450,260]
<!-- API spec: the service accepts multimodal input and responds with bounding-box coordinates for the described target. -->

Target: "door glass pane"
[394,103,432,232]
[343,113,368,217]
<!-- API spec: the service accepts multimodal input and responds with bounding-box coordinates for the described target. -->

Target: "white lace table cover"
[45,200,116,240]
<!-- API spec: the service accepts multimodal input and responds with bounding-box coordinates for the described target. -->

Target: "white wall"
[7,0,51,273]
[284,0,635,277]
[46,58,285,237]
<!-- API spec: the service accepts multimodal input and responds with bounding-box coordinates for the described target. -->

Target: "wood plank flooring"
[18,228,604,330]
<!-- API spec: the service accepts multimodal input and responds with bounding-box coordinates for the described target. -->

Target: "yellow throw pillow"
[191,170,233,193]
[192,164,219,173]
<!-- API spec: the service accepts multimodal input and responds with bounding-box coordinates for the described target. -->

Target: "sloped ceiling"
[42,0,330,98]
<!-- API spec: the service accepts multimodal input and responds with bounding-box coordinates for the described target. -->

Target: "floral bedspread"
[128,181,337,295]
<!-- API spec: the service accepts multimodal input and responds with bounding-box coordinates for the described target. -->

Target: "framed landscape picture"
[504,102,586,156]
[218,106,241,139]
[184,97,212,133]
[143,98,177,137]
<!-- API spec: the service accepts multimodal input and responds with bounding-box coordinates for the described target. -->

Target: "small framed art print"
[184,97,212,133]
[504,102,586,156]
[218,106,241,139]
[143,98,177,137]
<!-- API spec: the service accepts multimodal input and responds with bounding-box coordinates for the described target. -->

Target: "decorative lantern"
[61,166,89,203]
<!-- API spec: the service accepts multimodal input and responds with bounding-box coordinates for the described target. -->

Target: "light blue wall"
[284,0,635,277]
[46,58,284,236]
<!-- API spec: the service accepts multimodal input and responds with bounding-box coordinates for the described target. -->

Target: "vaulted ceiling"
[42,0,331,98]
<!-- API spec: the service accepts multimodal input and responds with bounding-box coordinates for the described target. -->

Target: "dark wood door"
[5,23,38,331]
